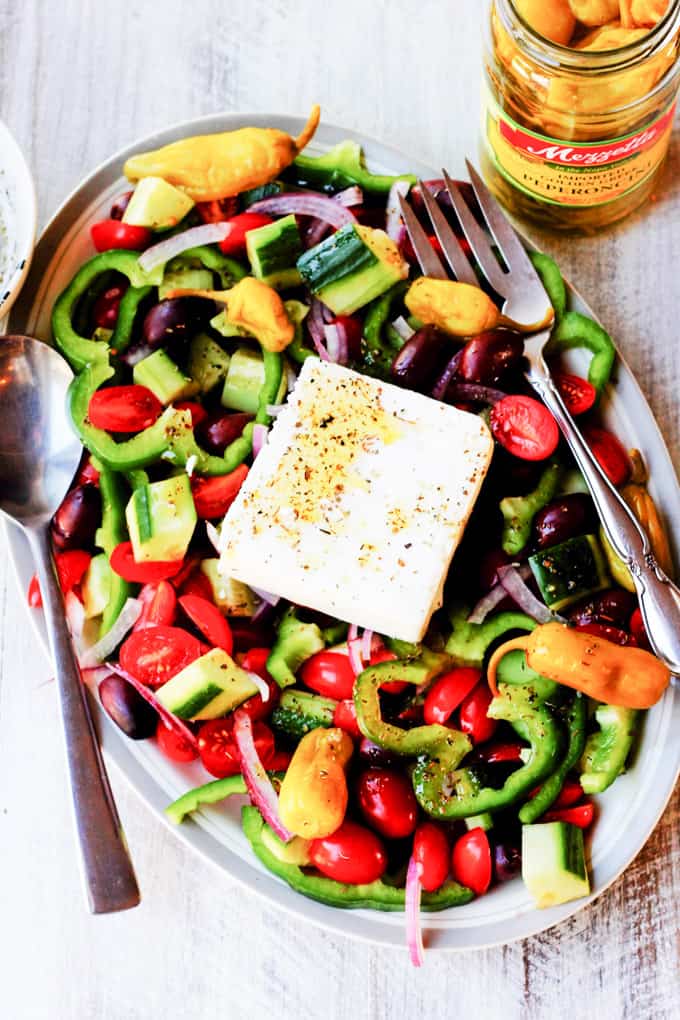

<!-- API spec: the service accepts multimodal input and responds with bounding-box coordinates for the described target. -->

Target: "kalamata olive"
[494,841,522,882]
[142,298,212,348]
[568,588,637,629]
[391,326,452,392]
[534,492,597,548]
[51,484,101,550]
[197,411,253,454]
[458,329,524,386]
[110,191,133,220]
[99,674,158,740]
[358,738,401,768]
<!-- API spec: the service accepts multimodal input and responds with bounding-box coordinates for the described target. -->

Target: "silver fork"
[399,162,680,676]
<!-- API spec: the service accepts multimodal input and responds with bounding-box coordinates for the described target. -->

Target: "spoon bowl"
[0,335,140,913]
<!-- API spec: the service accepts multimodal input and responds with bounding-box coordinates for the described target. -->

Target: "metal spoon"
[0,335,140,913]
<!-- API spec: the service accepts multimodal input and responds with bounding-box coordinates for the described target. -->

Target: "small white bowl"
[0,119,37,322]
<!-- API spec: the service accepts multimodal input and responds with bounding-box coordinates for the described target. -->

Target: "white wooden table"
[1,2,678,1017]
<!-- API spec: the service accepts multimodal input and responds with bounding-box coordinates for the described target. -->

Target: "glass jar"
[481,0,680,232]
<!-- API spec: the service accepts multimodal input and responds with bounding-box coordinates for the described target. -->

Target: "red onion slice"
[468,564,532,625]
[138,222,231,272]
[265,402,286,417]
[250,585,280,607]
[252,424,269,458]
[386,180,411,243]
[245,670,270,703]
[334,185,363,207]
[108,663,199,748]
[361,628,374,664]
[391,316,415,342]
[497,564,553,624]
[446,382,508,406]
[64,590,86,657]
[308,298,331,360]
[248,193,357,228]
[324,323,349,366]
[233,709,292,842]
[405,856,425,967]
[79,598,142,668]
[431,350,464,401]
[206,521,222,555]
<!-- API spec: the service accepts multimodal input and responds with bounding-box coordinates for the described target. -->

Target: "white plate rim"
[5,111,679,951]
[0,118,37,321]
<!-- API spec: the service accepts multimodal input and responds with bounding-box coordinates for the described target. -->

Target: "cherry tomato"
[179,594,234,653]
[370,647,409,695]
[543,801,595,828]
[169,555,202,591]
[88,385,163,433]
[218,212,274,255]
[177,569,214,601]
[356,768,418,839]
[119,625,204,688]
[267,749,292,771]
[490,395,560,461]
[629,607,651,650]
[553,370,597,417]
[30,550,94,608]
[333,698,362,739]
[240,647,273,680]
[197,718,275,778]
[90,219,151,252]
[451,828,492,896]
[134,580,178,630]
[236,648,279,722]
[413,822,450,892]
[93,284,128,330]
[575,622,637,646]
[156,720,199,763]
[230,619,274,654]
[458,682,497,744]
[300,650,355,700]
[528,776,584,808]
[174,401,208,427]
[473,741,524,764]
[309,820,387,884]
[583,426,631,486]
[191,464,249,519]
[195,197,239,223]
[423,667,482,725]
[110,542,183,583]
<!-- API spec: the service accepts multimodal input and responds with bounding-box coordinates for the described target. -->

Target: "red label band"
[499,102,677,168]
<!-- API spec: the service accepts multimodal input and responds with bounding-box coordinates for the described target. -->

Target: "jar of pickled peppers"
[481,0,680,231]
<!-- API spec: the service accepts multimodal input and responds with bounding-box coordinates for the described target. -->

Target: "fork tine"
[464,160,539,290]
[417,181,478,287]
[442,169,507,295]
[397,194,448,281]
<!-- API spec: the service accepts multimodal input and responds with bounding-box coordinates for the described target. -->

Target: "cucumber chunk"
[529,534,609,611]
[156,648,259,720]
[522,821,590,908]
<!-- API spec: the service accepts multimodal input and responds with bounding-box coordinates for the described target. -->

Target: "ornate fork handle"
[526,341,680,675]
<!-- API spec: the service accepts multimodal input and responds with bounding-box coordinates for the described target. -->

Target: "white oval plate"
[6,114,680,950]
[0,119,37,321]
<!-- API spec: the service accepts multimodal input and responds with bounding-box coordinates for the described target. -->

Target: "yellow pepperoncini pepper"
[405,277,550,336]
[629,0,669,27]
[568,0,620,27]
[167,277,295,353]
[487,621,670,709]
[124,106,321,202]
[514,0,577,44]
[278,727,354,839]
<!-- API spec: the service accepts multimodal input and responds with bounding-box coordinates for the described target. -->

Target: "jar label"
[484,95,677,207]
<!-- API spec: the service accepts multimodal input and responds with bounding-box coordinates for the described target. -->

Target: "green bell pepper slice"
[110,284,153,355]
[445,604,537,667]
[500,459,561,556]
[548,311,616,396]
[361,282,409,376]
[291,140,416,196]
[267,608,325,689]
[529,252,566,323]
[519,693,586,823]
[242,806,473,911]
[579,703,639,795]
[94,461,133,636]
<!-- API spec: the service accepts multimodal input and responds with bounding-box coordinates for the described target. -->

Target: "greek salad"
[31,106,674,964]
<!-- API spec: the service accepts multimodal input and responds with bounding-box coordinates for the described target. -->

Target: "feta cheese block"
[218,359,493,642]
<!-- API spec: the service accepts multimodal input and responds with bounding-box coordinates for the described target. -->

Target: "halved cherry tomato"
[90,219,151,252]
[356,768,418,839]
[629,607,651,650]
[178,570,214,601]
[451,828,492,896]
[423,667,482,725]
[134,580,178,631]
[473,741,524,765]
[179,594,234,653]
[553,370,597,417]
[267,749,292,771]
[575,622,637,646]
[240,647,273,680]
[235,649,279,721]
[333,698,362,739]
[370,647,409,695]
[174,401,208,427]
[459,682,497,744]
[93,284,128,330]
[582,426,631,486]
[191,464,249,519]
[88,385,162,433]
[169,555,202,591]
[119,625,204,688]
[543,801,595,828]
[413,822,450,893]
[309,820,387,884]
[197,717,276,778]
[195,197,239,223]
[156,720,199,763]
[29,549,93,608]
[218,212,274,255]
[110,542,183,583]
[300,650,355,700]
[490,395,560,461]
[230,619,274,653]
[528,776,584,808]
